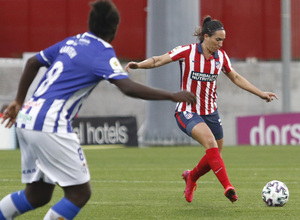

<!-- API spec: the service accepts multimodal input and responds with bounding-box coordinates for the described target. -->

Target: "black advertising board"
[72,116,138,146]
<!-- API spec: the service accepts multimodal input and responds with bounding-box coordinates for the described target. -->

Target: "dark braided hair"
[194,16,224,42]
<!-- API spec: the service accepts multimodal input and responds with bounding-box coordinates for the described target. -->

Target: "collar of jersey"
[82,32,113,48]
[197,42,219,59]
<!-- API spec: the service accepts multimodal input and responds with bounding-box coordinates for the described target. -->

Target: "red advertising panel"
[0,0,299,59]
[0,0,146,59]
[237,113,300,145]
[201,0,281,59]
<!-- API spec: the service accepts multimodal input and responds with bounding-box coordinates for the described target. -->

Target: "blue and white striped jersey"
[16,32,128,133]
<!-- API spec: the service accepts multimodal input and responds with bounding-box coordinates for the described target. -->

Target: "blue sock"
[11,190,34,213]
[0,211,5,220]
[52,198,81,219]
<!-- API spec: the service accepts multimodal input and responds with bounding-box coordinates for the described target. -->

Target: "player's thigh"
[191,122,218,149]
[25,180,55,207]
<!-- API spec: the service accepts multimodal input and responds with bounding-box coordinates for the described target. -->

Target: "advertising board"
[237,113,300,145]
[72,116,138,146]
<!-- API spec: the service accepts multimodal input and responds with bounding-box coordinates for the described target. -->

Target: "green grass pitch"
[0,145,299,219]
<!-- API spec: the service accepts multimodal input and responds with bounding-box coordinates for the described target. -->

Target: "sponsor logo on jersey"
[23,100,42,110]
[190,71,218,82]
[17,112,32,122]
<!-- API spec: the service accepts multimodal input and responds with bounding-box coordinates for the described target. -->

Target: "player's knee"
[71,190,91,208]
[28,193,53,208]
[64,183,92,208]
[81,186,92,204]
[39,194,53,206]
[205,137,218,149]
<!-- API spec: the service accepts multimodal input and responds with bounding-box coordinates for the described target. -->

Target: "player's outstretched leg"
[189,154,212,181]
[205,148,238,203]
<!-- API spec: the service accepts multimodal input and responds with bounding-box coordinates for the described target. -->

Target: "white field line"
[0,178,299,185]
[90,179,300,185]
[82,145,125,150]
[91,179,199,184]
[89,167,300,172]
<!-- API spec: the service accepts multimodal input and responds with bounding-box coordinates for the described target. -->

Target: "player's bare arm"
[1,56,43,128]
[125,53,172,72]
[111,78,196,105]
[16,56,43,104]
[226,69,278,102]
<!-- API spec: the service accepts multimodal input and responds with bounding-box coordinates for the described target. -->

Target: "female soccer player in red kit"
[126,16,278,203]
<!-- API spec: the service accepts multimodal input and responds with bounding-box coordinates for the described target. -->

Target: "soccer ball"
[262,180,289,207]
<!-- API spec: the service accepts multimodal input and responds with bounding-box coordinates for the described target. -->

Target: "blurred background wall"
[0,0,299,146]
[1,0,300,60]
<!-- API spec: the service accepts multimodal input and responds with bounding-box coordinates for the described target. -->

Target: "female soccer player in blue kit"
[126,16,278,203]
[0,1,196,219]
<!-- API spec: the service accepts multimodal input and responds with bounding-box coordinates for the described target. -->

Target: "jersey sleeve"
[36,40,63,68]
[221,50,233,73]
[168,45,190,61]
[93,49,128,81]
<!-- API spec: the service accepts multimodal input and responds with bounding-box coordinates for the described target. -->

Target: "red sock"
[190,154,211,182]
[205,148,231,189]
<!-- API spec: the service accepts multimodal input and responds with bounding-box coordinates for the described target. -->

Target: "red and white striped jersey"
[169,43,233,115]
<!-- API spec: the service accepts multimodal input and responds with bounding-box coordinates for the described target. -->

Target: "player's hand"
[261,92,278,103]
[125,62,139,73]
[171,91,196,105]
[1,101,22,128]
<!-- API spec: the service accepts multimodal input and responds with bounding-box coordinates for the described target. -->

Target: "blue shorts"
[175,110,223,140]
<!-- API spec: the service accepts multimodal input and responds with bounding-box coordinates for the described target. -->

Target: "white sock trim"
[0,194,21,219]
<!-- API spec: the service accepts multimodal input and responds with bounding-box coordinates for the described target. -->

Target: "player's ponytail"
[202,16,212,25]
[194,15,224,42]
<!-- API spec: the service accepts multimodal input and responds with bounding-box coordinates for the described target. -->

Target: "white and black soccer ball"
[262,180,289,207]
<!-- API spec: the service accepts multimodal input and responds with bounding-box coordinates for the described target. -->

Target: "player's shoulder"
[175,43,194,50]
[169,44,193,56]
